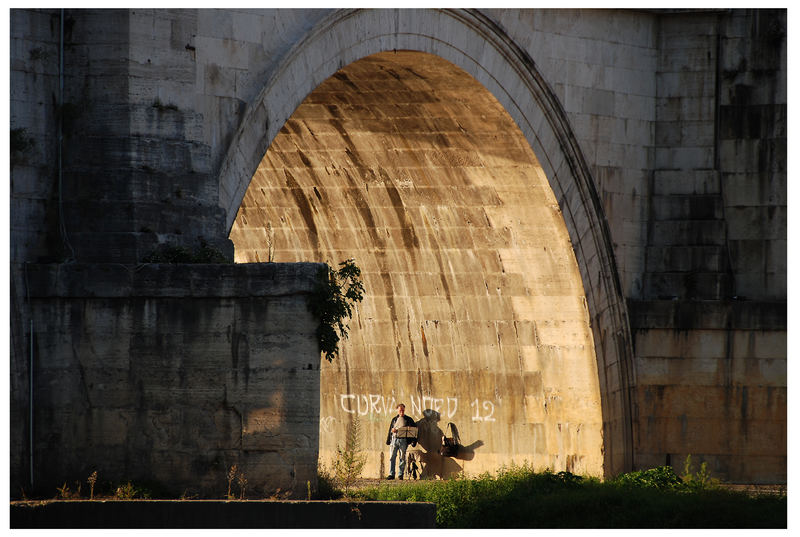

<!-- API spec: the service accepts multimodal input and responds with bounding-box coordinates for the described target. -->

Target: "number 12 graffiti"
[471,399,496,422]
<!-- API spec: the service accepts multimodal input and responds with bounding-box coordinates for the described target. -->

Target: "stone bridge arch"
[216,9,635,477]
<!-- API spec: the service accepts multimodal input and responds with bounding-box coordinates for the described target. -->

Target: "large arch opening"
[230,51,604,478]
[217,8,636,478]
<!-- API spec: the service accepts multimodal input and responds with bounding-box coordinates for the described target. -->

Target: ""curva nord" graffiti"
[337,393,498,422]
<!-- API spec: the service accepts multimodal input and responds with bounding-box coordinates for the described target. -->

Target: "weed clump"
[331,416,367,498]
[87,471,98,500]
[226,465,248,500]
[114,481,139,500]
[681,454,720,491]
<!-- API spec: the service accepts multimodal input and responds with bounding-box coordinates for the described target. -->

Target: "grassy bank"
[349,465,786,528]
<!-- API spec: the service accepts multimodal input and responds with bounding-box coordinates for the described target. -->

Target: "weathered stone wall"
[718,10,786,300]
[485,8,658,300]
[10,9,236,266]
[9,8,786,491]
[13,263,322,498]
[10,9,64,263]
[10,9,65,495]
[628,10,786,483]
[629,301,786,483]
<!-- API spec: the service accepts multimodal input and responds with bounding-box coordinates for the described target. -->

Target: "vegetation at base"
[306,259,364,362]
[113,481,149,500]
[350,463,786,529]
[611,464,685,490]
[47,472,168,501]
[330,417,367,497]
[316,465,342,500]
[226,465,248,500]
[681,453,720,491]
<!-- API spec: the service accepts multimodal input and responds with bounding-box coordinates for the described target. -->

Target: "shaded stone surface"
[21,263,322,498]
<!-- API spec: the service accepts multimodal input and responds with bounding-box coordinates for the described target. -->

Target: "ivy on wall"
[307,259,364,362]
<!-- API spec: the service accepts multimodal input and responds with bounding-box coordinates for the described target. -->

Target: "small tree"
[307,258,364,362]
[333,416,367,497]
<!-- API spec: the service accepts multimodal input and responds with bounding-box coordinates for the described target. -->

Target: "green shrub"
[611,465,685,491]
[352,463,785,528]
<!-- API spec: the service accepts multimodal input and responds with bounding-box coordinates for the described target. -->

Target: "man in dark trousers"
[385,403,417,480]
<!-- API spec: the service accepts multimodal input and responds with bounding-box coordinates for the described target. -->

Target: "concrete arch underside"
[221,9,635,477]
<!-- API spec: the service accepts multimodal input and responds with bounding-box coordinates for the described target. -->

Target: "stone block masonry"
[10,8,786,490]
[628,299,786,483]
[15,262,324,498]
[630,9,786,483]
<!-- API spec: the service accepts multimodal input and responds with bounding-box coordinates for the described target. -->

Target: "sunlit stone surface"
[231,51,603,478]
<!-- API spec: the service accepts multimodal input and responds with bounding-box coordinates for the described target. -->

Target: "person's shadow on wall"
[409,409,484,479]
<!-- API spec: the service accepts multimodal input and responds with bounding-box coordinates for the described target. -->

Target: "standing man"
[385,403,417,480]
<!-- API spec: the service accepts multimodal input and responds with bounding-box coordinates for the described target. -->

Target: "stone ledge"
[10,500,437,529]
[628,299,786,331]
[24,262,325,298]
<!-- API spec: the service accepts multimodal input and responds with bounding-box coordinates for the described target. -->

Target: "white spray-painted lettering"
[320,416,337,433]
[340,394,356,414]
[337,393,496,422]
[448,397,458,417]
[370,394,381,414]
[356,394,370,416]
[471,398,496,422]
